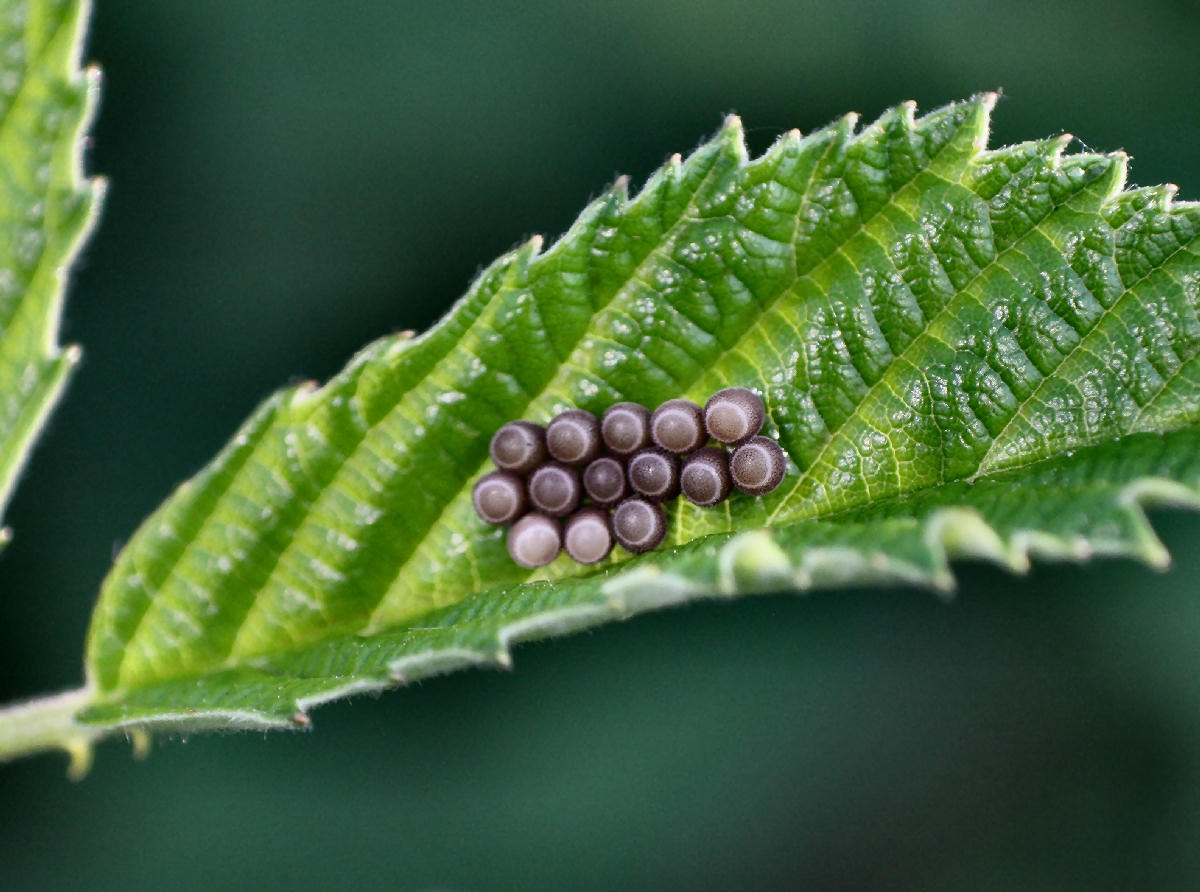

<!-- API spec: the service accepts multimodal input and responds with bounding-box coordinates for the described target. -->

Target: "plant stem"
[0,688,97,778]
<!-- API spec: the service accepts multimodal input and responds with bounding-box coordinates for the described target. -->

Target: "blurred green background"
[3,0,1200,888]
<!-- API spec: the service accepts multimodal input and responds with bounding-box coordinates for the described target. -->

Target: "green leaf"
[0,0,101,533]
[4,93,1200,769]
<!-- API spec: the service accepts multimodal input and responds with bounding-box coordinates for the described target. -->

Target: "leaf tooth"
[715,529,792,595]
[1155,182,1180,212]
[853,98,916,144]
[611,172,632,204]
[1124,183,1176,207]
[908,92,993,156]
[622,155,682,216]
[924,506,1026,576]
[1096,150,1130,203]
[718,112,747,162]
[1115,477,1200,566]
[834,110,860,143]
[285,379,321,409]
[492,649,514,670]
[514,234,543,274]
[65,738,93,782]
[534,173,628,266]
[968,90,999,152]
[1048,131,1073,164]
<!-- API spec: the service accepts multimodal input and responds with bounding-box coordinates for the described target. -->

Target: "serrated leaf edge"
[0,0,105,530]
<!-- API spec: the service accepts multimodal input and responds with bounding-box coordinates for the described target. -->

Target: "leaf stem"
[0,688,97,778]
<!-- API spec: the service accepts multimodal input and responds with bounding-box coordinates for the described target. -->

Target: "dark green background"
[3,0,1200,888]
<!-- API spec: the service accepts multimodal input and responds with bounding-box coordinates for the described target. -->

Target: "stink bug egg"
[507,513,562,568]
[600,402,651,456]
[546,409,601,467]
[563,507,614,564]
[729,436,787,495]
[649,399,706,454]
[627,447,681,501]
[489,420,547,475]
[680,446,732,507]
[472,470,527,525]
[528,461,583,517]
[582,456,628,507]
[703,387,765,445]
[612,497,667,554]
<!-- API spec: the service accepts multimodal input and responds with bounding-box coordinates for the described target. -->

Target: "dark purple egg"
[680,446,732,507]
[582,456,628,507]
[563,507,614,565]
[546,409,601,467]
[507,513,562,568]
[528,462,583,517]
[729,436,787,495]
[472,470,528,524]
[650,399,706,454]
[612,498,667,554]
[703,387,765,445]
[600,402,651,456]
[627,447,680,501]
[489,421,547,475]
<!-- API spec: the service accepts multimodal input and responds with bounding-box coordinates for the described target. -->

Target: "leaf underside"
[72,94,1200,741]
[0,0,100,533]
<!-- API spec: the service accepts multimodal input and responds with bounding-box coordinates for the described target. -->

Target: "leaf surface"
[34,94,1200,751]
[0,0,100,532]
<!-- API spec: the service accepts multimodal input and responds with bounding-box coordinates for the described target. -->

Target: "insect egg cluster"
[472,387,787,568]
